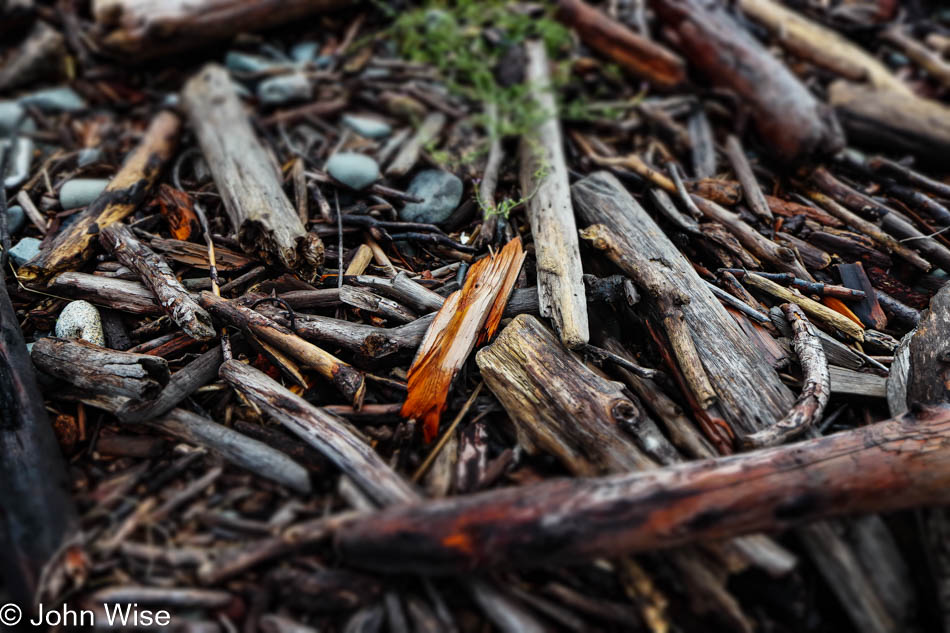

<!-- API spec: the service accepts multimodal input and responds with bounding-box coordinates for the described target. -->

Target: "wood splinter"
[99,223,215,341]
[580,223,717,409]
[742,304,830,448]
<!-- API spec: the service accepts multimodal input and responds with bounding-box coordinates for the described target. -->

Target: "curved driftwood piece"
[220,359,416,507]
[519,40,589,349]
[555,0,685,88]
[200,292,365,406]
[651,0,843,161]
[182,64,323,278]
[336,405,950,574]
[100,223,215,340]
[18,110,181,285]
[31,337,169,400]
[742,304,830,448]
[0,266,80,608]
[572,171,793,435]
[93,0,346,58]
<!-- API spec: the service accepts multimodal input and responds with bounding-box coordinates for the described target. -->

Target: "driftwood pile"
[4,0,950,631]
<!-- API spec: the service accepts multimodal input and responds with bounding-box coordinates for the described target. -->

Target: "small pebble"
[59,178,108,209]
[342,114,392,139]
[225,51,281,74]
[291,41,319,63]
[9,236,41,268]
[6,205,25,235]
[18,86,86,112]
[327,153,380,190]
[3,136,33,189]
[257,73,312,104]
[400,169,463,224]
[55,300,105,346]
[77,147,102,167]
[0,101,26,136]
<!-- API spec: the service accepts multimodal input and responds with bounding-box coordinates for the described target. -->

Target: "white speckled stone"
[55,300,104,345]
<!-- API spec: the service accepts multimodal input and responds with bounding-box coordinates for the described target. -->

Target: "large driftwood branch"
[18,111,181,285]
[336,405,950,574]
[0,267,80,607]
[519,40,589,349]
[650,0,843,161]
[99,223,215,341]
[742,304,830,448]
[93,0,346,59]
[32,337,169,400]
[182,64,323,278]
[572,171,793,435]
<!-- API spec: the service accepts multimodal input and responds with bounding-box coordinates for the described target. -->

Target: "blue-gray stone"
[3,136,33,189]
[257,73,311,104]
[342,114,392,139]
[314,55,334,69]
[400,170,463,224]
[326,153,380,190]
[225,51,281,73]
[77,147,102,167]
[291,41,319,63]
[18,86,86,112]
[60,178,108,209]
[0,101,26,136]
[6,205,25,235]
[9,237,41,268]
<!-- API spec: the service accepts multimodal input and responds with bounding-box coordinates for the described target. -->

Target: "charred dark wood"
[336,405,950,574]
[32,337,169,399]
[18,111,181,285]
[837,262,887,330]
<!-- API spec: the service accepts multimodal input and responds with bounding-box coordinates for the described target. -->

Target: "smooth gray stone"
[257,73,311,104]
[6,205,25,234]
[55,300,105,345]
[342,114,392,139]
[18,86,86,112]
[0,101,26,136]
[3,136,33,189]
[326,153,380,191]
[9,236,41,267]
[59,178,108,209]
[291,41,319,63]
[225,51,281,73]
[399,169,463,224]
[77,147,102,167]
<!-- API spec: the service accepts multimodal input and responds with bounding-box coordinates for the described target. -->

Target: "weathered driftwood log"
[519,40,589,349]
[724,134,772,221]
[476,314,657,473]
[650,0,843,161]
[93,0,346,58]
[386,112,446,178]
[182,64,323,278]
[18,111,181,285]
[340,285,417,324]
[737,0,910,94]
[580,224,717,409]
[555,0,685,88]
[829,80,950,161]
[117,346,222,422]
[200,292,364,405]
[742,304,830,448]
[354,273,445,313]
[100,223,215,340]
[50,272,162,315]
[906,283,950,407]
[572,171,794,435]
[32,337,169,399]
[336,404,950,574]
[0,266,80,607]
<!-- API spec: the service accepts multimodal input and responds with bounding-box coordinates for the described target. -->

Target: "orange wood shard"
[402,237,526,442]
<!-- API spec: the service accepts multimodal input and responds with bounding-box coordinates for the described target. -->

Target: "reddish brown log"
[556,0,686,88]
[336,405,950,574]
[651,0,843,161]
